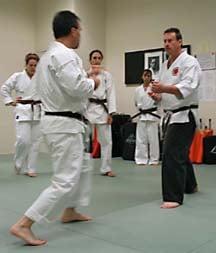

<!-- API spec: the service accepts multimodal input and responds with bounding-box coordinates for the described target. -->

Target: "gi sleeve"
[1,73,19,104]
[105,72,116,114]
[51,55,94,99]
[175,58,201,99]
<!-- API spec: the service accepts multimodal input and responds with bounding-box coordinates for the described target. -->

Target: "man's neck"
[168,49,182,68]
[56,38,72,49]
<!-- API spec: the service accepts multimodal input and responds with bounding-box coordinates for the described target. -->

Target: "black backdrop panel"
[125,51,144,84]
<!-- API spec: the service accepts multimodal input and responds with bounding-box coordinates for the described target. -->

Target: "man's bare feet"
[102,171,116,177]
[27,172,37,177]
[10,220,47,246]
[61,208,92,223]
[160,202,180,209]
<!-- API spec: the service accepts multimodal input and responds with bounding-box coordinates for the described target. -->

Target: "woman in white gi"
[10,11,100,246]
[1,53,41,177]
[151,28,201,209]
[86,50,117,177]
[134,69,160,165]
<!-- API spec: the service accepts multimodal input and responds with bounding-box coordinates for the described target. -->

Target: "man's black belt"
[162,104,199,139]
[130,107,160,121]
[164,104,198,114]
[44,111,88,124]
[89,98,109,113]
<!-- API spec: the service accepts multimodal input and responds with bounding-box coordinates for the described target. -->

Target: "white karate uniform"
[24,41,95,223]
[159,50,201,123]
[1,70,41,173]
[85,70,116,174]
[134,84,160,165]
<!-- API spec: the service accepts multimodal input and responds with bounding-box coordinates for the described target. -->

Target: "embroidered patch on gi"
[172,67,179,76]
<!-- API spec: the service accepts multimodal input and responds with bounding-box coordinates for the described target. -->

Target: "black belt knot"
[89,98,108,113]
[130,107,160,121]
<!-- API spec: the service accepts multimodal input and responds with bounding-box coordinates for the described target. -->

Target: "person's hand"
[6,96,22,106]
[107,114,113,125]
[91,76,100,90]
[15,96,23,103]
[151,81,165,93]
[6,101,17,106]
[88,65,102,77]
[148,92,162,102]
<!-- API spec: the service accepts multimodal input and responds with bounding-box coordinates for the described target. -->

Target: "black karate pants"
[162,111,197,205]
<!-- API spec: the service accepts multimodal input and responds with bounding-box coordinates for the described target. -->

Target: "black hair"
[52,10,80,39]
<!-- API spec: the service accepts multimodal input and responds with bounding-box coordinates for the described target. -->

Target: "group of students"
[1,51,116,178]
[0,10,201,246]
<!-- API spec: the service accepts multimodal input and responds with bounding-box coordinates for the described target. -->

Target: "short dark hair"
[52,10,80,39]
[25,53,39,65]
[89,49,103,61]
[164,27,182,41]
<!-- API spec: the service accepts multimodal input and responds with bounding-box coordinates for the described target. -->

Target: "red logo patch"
[172,67,179,76]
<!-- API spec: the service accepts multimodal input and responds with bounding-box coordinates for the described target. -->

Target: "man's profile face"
[71,22,81,49]
[163,32,182,56]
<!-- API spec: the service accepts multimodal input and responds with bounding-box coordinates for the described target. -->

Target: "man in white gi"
[86,50,116,177]
[1,53,41,177]
[151,28,201,209]
[10,10,100,246]
[134,69,160,165]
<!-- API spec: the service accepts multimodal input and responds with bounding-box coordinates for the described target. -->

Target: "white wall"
[0,0,106,154]
[0,0,36,153]
[1,0,216,154]
[105,0,216,130]
[35,0,105,67]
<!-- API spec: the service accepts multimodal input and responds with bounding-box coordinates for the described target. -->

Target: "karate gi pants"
[95,124,112,174]
[15,121,41,173]
[162,111,198,204]
[135,121,159,165]
[25,132,92,223]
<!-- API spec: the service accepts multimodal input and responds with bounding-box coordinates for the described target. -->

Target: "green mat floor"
[0,153,216,253]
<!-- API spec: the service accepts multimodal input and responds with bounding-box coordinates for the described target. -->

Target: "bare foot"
[27,172,37,177]
[160,202,180,209]
[61,208,92,223]
[14,165,21,175]
[102,171,116,177]
[10,224,47,246]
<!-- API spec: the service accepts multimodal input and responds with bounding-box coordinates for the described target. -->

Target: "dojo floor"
[1,153,216,253]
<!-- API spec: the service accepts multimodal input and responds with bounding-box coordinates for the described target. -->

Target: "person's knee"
[16,136,31,149]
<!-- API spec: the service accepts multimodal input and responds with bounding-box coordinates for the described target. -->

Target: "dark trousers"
[162,111,197,204]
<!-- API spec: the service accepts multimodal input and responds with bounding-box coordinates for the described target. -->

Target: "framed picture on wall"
[144,48,164,79]
[163,44,191,61]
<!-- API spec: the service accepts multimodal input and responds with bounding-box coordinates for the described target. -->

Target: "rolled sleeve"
[176,62,200,99]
